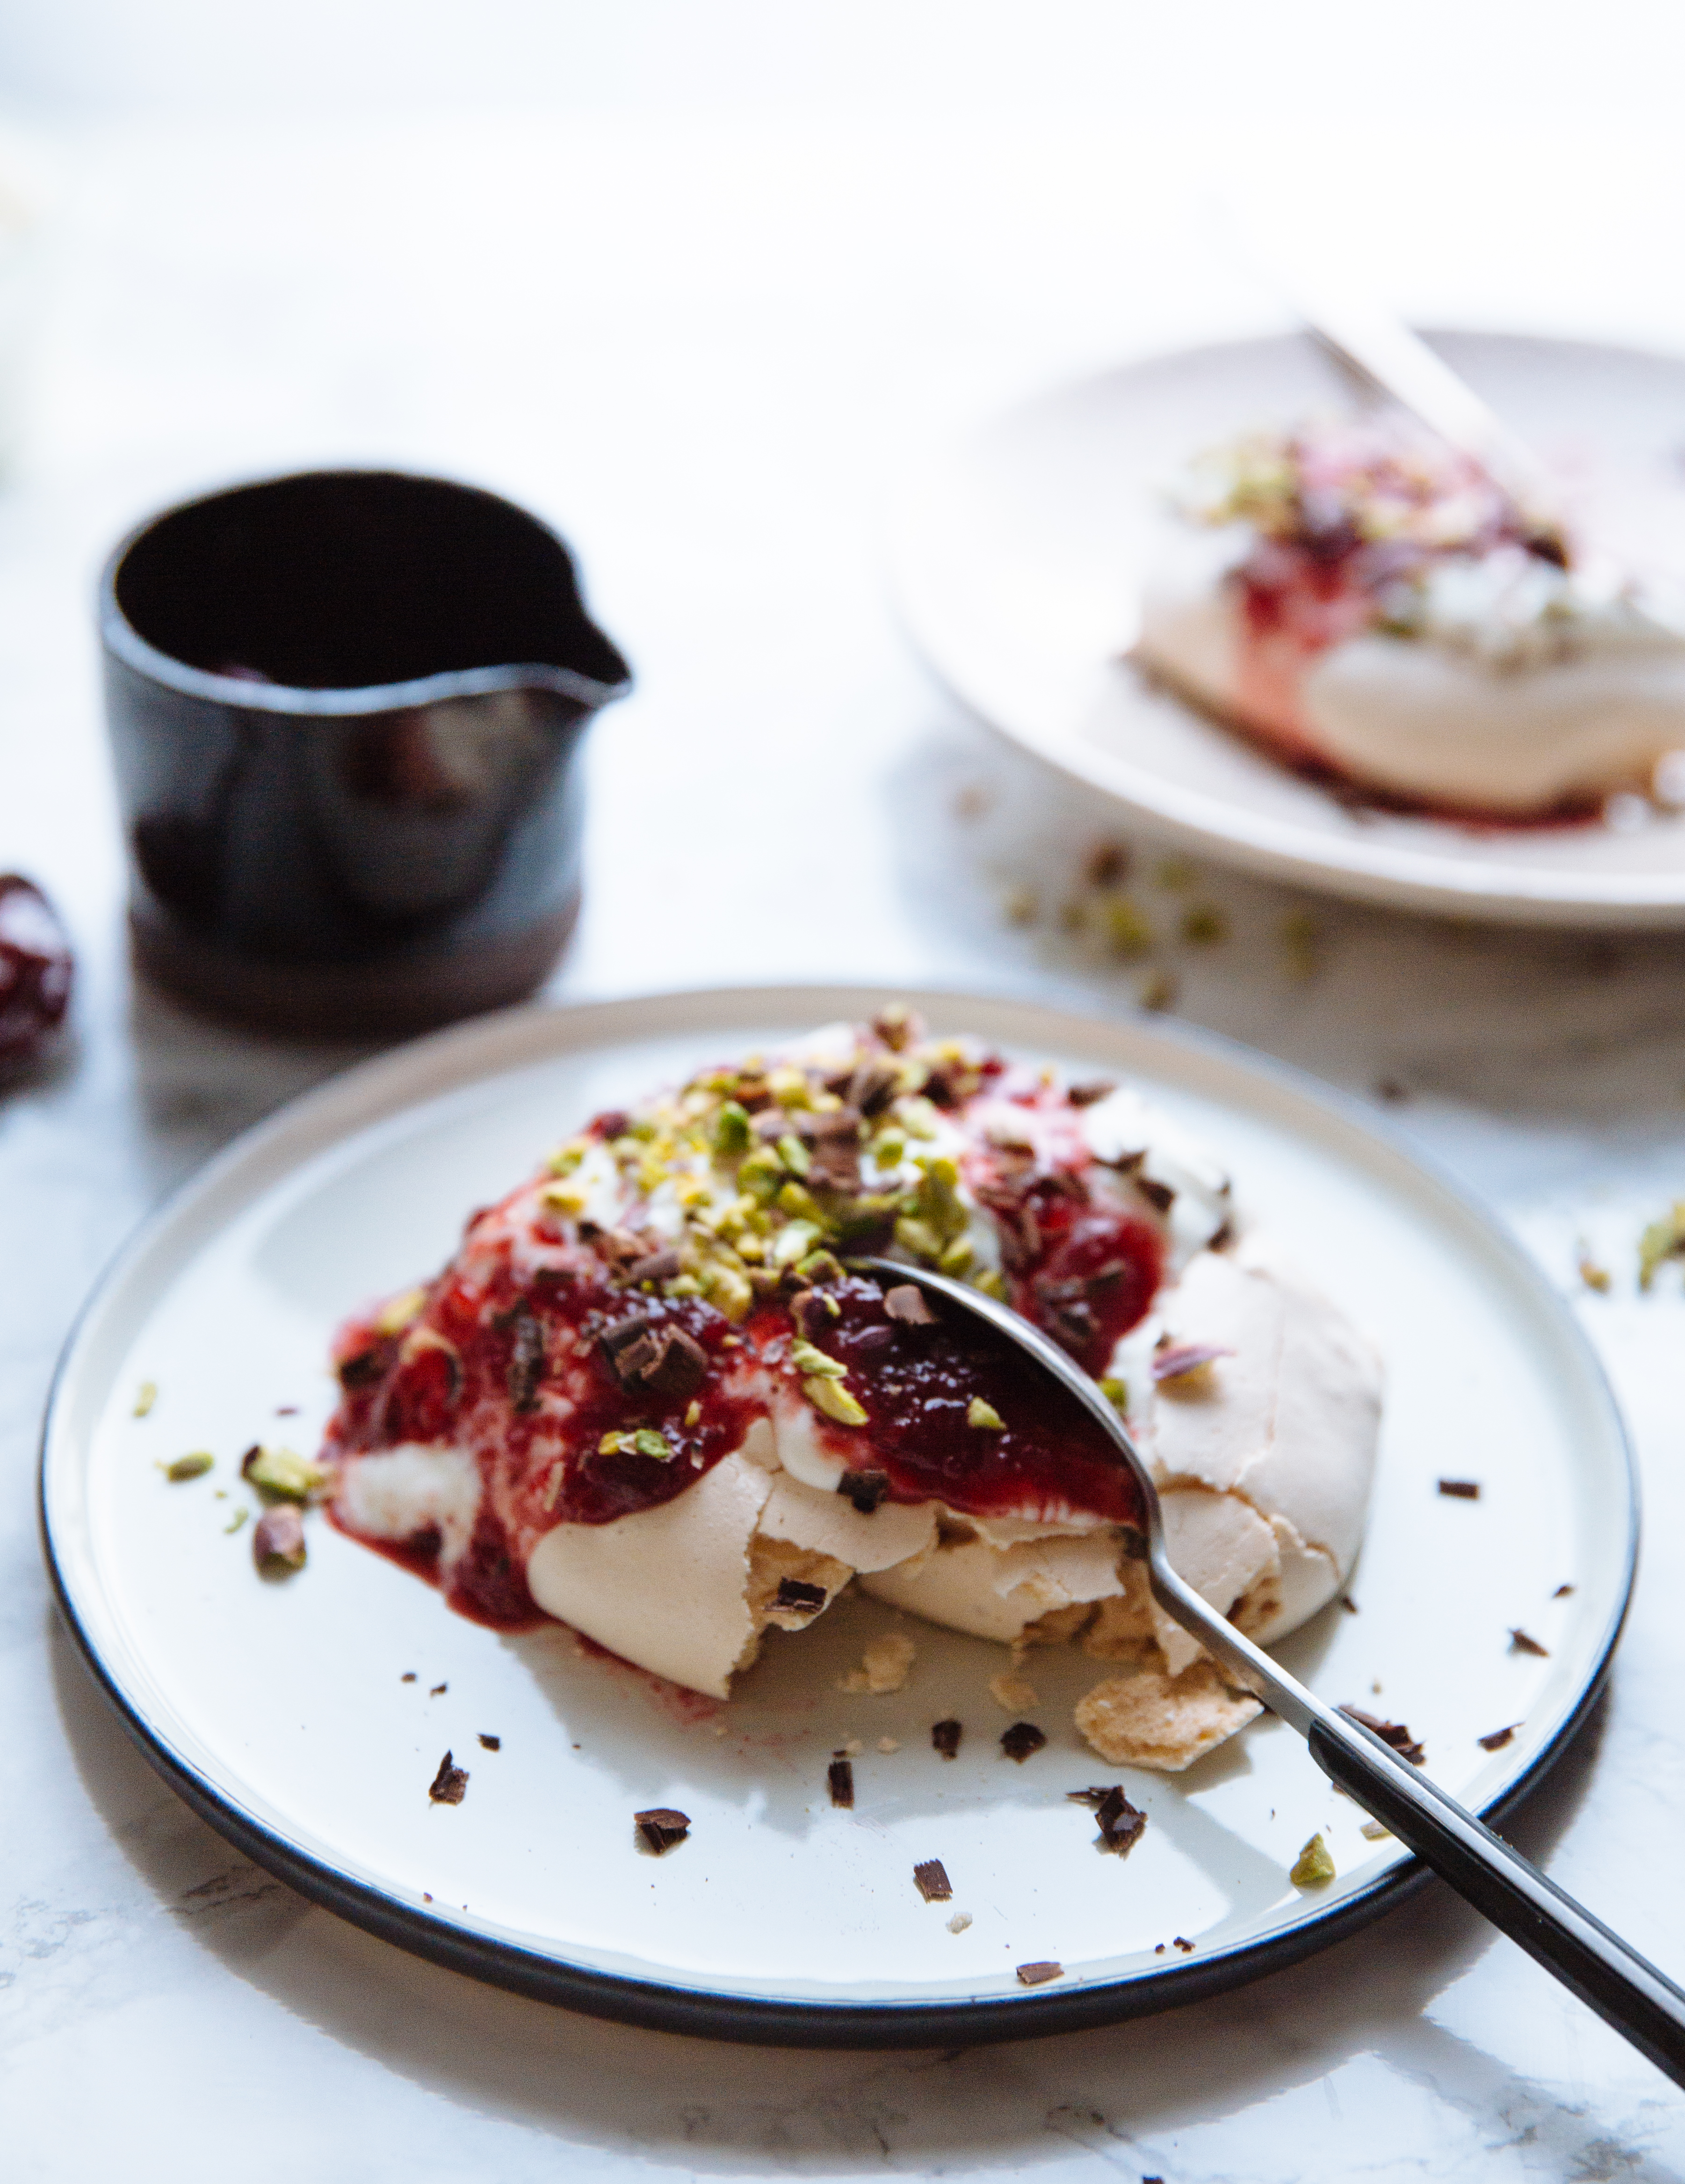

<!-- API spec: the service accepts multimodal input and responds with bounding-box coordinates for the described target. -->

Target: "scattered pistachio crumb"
[988,1669,1039,1712]
[1179,903,1227,946]
[133,1381,158,1419]
[966,1396,1005,1431]
[1098,1376,1129,1415]
[1291,1832,1336,1887]
[164,1451,213,1482]
[1099,894,1155,958]
[840,1737,864,1756]
[373,1286,428,1337]
[243,1445,330,1502]
[224,1506,248,1534]
[806,1376,868,1427]
[1279,909,1319,982]
[791,1338,847,1379]
[1360,1820,1392,1841]
[1638,1201,1685,1290]
[684,1400,702,1428]
[840,1632,916,1695]
[947,1909,973,1934]
[1576,1244,1612,1294]
[1137,968,1178,1012]
[877,1736,900,1754]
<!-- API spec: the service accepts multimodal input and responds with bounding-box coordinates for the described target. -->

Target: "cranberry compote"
[812,1277,1143,1528]
[0,875,72,1062]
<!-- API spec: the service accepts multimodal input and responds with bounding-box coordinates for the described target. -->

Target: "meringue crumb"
[839,1737,864,1757]
[877,1736,900,1754]
[989,1669,1039,1713]
[711,1722,728,1736]
[840,1633,916,1694]
[947,1910,973,1934]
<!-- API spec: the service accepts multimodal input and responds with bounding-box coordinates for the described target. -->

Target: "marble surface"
[6,25,1685,2175]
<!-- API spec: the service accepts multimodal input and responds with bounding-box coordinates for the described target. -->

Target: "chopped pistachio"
[1137,968,1179,1013]
[1290,1832,1336,1887]
[973,1268,1007,1301]
[1098,1376,1129,1415]
[712,1101,752,1155]
[373,1286,428,1337]
[966,1396,1005,1431]
[1280,908,1319,982]
[546,1137,589,1176]
[627,1117,659,1141]
[242,1445,330,1502]
[683,1400,702,1428]
[791,1339,847,1379]
[776,1179,823,1222]
[776,1133,811,1179]
[772,1219,822,1267]
[795,1248,845,1284]
[165,1451,214,1482]
[702,1263,754,1322]
[1180,903,1228,946]
[224,1506,249,1534]
[805,1376,868,1427]
[1576,1244,1612,1294]
[766,1065,812,1108]
[1638,1202,1685,1290]
[737,1146,784,1202]
[893,1095,941,1140]
[133,1380,158,1419]
[632,1429,675,1462]
[894,1215,945,1263]
[938,1237,974,1277]
[1100,894,1155,957]
[665,1274,703,1297]
[540,1179,590,1217]
[872,1132,907,1171]
[599,1431,632,1455]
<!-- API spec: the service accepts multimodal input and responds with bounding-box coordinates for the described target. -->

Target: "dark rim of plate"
[37,982,1641,2049]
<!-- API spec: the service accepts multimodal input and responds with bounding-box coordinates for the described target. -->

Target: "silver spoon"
[856,1255,1685,2084]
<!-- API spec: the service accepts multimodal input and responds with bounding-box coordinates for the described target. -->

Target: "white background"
[3,4,1685,2177]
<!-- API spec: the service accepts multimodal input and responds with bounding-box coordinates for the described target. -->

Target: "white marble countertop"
[6,17,1685,2174]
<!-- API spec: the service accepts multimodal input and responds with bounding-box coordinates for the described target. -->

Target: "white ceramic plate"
[41,986,1634,2044]
[888,330,1685,928]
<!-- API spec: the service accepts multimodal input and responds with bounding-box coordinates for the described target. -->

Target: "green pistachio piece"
[224,1506,248,1534]
[772,1219,822,1267]
[1638,1201,1685,1289]
[938,1237,974,1277]
[1098,1376,1129,1415]
[790,1339,847,1379]
[712,1101,752,1155]
[776,1179,823,1222]
[795,1248,845,1285]
[738,1146,784,1202]
[973,1269,1007,1301]
[872,1132,906,1171]
[133,1380,158,1418]
[664,1274,703,1297]
[1180,903,1228,946]
[966,1397,1005,1431]
[894,1096,940,1140]
[598,1431,632,1455]
[894,1215,944,1263]
[632,1429,675,1461]
[165,1451,214,1481]
[1290,1833,1336,1887]
[242,1445,331,1502]
[702,1263,754,1321]
[805,1375,868,1427]
[776,1133,811,1179]
[1101,895,1155,958]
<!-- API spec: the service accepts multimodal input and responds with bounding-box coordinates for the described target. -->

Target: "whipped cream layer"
[322,1016,1382,1759]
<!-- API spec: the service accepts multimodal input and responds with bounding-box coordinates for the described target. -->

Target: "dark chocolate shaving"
[1478,1724,1519,1751]
[1509,1628,1549,1657]
[337,1345,388,1389]
[839,1468,890,1515]
[626,1249,682,1285]
[1172,1936,1195,1953]
[931,1719,962,1760]
[848,1057,901,1116]
[428,1752,469,1806]
[773,1577,828,1614]
[1339,1595,1359,1614]
[913,1858,953,1902]
[1135,1176,1175,1214]
[1338,1705,1424,1765]
[430,1682,447,1696]
[477,1734,501,1751]
[1438,1478,1481,1500]
[883,1283,935,1326]
[601,1315,708,1402]
[503,1302,546,1413]
[401,1672,416,1683]
[592,1110,630,1140]
[1000,1722,1047,1763]
[1554,1583,1575,1598]
[827,1758,855,1808]
[634,1806,691,1853]
[1068,1784,1146,1855]
[1015,1959,1063,1987]
[1066,1079,1117,1107]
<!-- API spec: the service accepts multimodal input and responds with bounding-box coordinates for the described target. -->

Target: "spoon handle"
[1303,1711,1685,2084]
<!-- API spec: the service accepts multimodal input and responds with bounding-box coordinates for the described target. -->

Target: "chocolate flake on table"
[1339,1595,1359,1613]
[1437,1478,1481,1500]
[931,1719,963,1760]
[1478,1723,1519,1751]
[428,1752,469,1806]
[1554,1583,1576,1598]
[882,1283,935,1327]
[1000,1722,1047,1763]
[477,1733,501,1751]
[1015,1959,1064,1987]
[1068,1785,1147,1856]
[401,1673,417,1683]
[1338,1705,1425,1765]
[634,1807,690,1854]
[827,1758,855,1808]
[1509,1628,1549,1656]
[774,1577,828,1615]
[839,1468,890,1515]
[430,1682,448,1697]
[913,1859,953,1902]
[252,1504,306,1576]
[1172,1935,1196,1953]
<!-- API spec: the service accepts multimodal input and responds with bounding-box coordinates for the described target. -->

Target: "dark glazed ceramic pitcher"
[101,469,631,1036]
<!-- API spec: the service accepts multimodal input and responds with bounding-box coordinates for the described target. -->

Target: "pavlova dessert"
[323,1013,1382,1770]
[1135,418,1685,820]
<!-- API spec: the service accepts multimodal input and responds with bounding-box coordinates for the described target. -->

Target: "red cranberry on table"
[0,875,73,1062]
